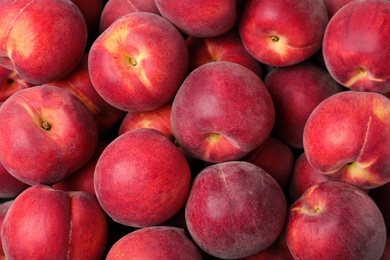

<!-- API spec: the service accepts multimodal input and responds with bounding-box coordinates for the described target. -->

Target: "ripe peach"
[0,85,98,185]
[171,61,275,163]
[185,161,287,259]
[323,0,390,93]
[1,185,108,259]
[89,12,188,112]
[239,0,329,66]
[94,128,191,228]
[303,90,390,189]
[0,0,87,84]
[286,181,387,259]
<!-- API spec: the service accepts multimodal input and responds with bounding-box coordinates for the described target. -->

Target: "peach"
[118,102,173,140]
[0,0,87,84]
[155,0,237,37]
[186,28,263,77]
[89,12,188,112]
[264,61,343,149]
[242,137,294,189]
[185,161,287,259]
[303,90,390,189]
[106,226,202,259]
[323,0,390,93]
[94,128,191,228]
[99,0,160,33]
[285,181,387,259]
[171,61,275,163]
[0,85,98,185]
[1,185,108,259]
[239,0,329,66]
[43,53,126,137]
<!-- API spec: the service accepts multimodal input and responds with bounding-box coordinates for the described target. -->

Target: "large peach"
[1,185,108,259]
[0,85,98,185]
[89,12,188,112]
[94,128,191,228]
[171,61,275,163]
[239,0,329,67]
[285,181,387,259]
[303,90,390,189]
[185,161,287,259]
[0,0,87,85]
[322,0,390,93]
[155,0,237,37]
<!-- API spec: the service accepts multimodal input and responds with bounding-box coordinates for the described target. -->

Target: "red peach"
[323,0,390,93]
[0,0,87,85]
[89,12,188,112]
[239,0,329,66]
[286,181,387,259]
[94,128,191,228]
[171,61,275,163]
[303,90,390,189]
[0,85,98,185]
[185,161,287,259]
[1,185,108,259]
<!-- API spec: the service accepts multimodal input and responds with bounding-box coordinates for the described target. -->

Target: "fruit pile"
[0,0,389,259]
